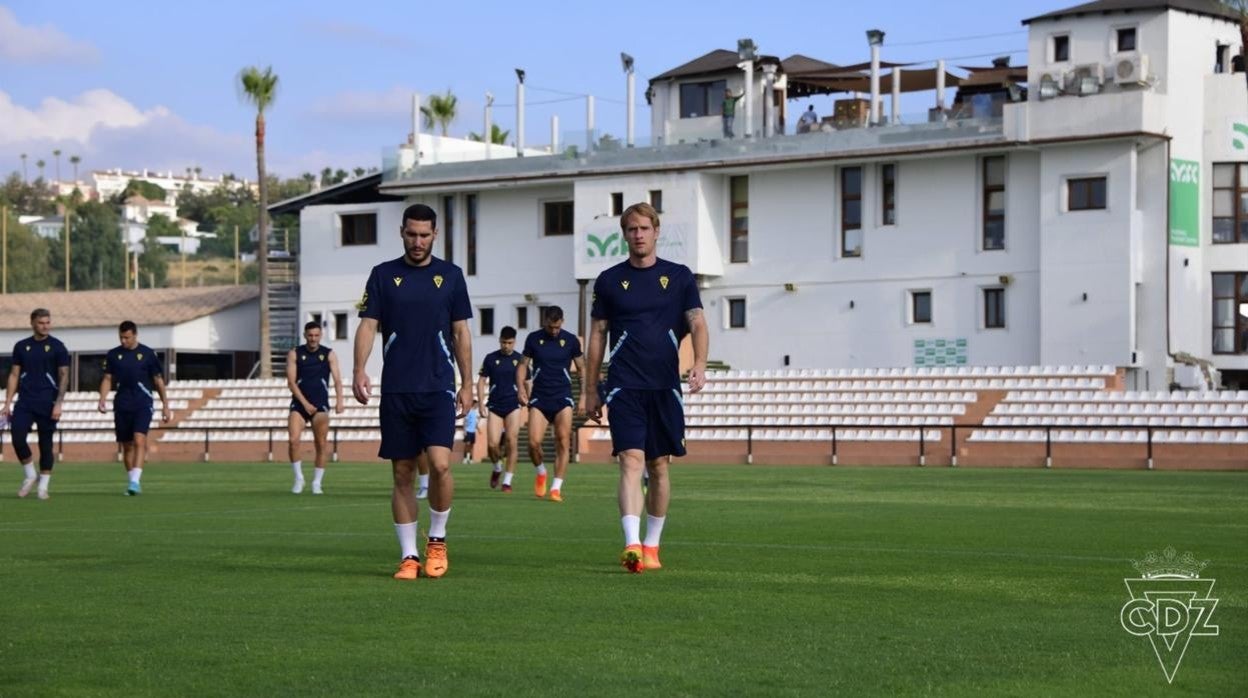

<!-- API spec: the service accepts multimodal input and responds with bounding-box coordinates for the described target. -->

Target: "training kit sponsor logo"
[1119,547,1219,684]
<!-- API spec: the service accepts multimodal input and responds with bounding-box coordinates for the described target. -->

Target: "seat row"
[983,415,1248,428]
[686,403,966,416]
[715,365,1114,380]
[1003,390,1248,403]
[994,403,1247,416]
[702,378,1105,392]
[157,429,433,443]
[686,391,976,405]
[687,415,954,427]
[969,429,1248,444]
[588,428,943,442]
[179,417,381,429]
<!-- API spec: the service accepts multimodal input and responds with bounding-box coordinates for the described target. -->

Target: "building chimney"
[866,29,885,125]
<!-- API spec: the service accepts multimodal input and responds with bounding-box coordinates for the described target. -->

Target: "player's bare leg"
[642,457,670,569]
[391,457,421,579]
[124,432,147,495]
[503,408,522,491]
[487,412,504,489]
[423,445,454,578]
[310,412,330,494]
[527,408,551,497]
[416,449,430,499]
[288,412,306,493]
[550,406,573,502]
[617,448,647,573]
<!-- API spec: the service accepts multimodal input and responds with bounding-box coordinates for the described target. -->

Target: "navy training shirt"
[478,349,521,406]
[103,343,164,411]
[522,329,582,397]
[357,255,472,394]
[294,344,333,398]
[11,335,70,405]
[590,258,701,391]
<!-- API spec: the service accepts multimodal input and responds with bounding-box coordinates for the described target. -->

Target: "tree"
[353,167,366,177]
[1,209,55,292]
[20,153,27,182]
[35,160,45,181]
[468,124,510,144]
[141,214,177,286]
[421,89,458,136]
[320,166,333,187]
[69,155,81,182]
[116,179,167,204]
[1,173,57,216]
[48,201,125,290]
[239,64,278,378]
[52,149,62,182]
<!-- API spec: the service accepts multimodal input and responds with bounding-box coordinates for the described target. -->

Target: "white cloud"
[0,89,162,145]
[0,6,99,64]
[311,85,417,121]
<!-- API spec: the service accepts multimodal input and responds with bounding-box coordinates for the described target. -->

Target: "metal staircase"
[265,229,300,377]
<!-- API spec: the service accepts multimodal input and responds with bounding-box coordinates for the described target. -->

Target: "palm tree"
[421,90,458,136]
[19,153,27,182]
[35,159,45,181]
[353,166,366,177]
[52,149,62,182]
[69,155,81,182]
[194,166,202,179]
[468,124,510,145]
[239,64,279,378]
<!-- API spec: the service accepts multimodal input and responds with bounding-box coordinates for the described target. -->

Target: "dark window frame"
[610,192,624,216]
[1116,27,1137,52]
[1053,34,1070,62]
[333,312,348,340]
[984,288,1005,329]
[340,212,378,246]
[730,175,749,263]
[442,195,455,263]
[1212,272,1248,354]
[466,194,478,276]
[911,290,932,324]
[678,79,727,118]
[1067,176,1108,211]
[649,189,663,212]
[881,163,896,226]
[516,306,528,330]
[1213,163,1248,244]
[543,200,574,236]
[727,297,747,329]
[841,167,863,258]
[479,307,495,336]
[983,157,1005,251]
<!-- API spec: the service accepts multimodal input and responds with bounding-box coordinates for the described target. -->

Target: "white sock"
[291,461,303,480]
[502,471,514,486]
[552,477,564,492]
[535,464,547,476]
[644,515,666,547]
[621,514,641,546]
[394,522,419,559]
[428,507,450,539]
[493,462,502,473]
[23,463,36,480]
[129,468,143,484]
[313,467,325,486]
[37,473,50,492]
[418,473,430,489]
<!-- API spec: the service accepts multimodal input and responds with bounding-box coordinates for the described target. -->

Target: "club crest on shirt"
[301,354,306,361]
[434,274,444,289]
[44,345,50,352]
[319,354,325,361]
[137,353,143,361]
[621,280,630,290]
[116,353,123,360]
[494,359,499,365]
[660,275,669,290]
[512,359,518,366]
[559,339,566,347]
[393,276,403,287]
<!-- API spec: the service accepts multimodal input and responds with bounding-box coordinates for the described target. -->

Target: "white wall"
[0,301,258,356]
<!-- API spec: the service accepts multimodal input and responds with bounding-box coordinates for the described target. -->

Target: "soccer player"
[286,321,344,494]
[581,202,708,573]
[353,203,473,581]
[516,306,583,502]
[461,401,479,464]
[3,309,69,500]
[97,321,172,495]
[476,326,523,492]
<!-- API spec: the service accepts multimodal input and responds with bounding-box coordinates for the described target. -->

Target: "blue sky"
[1,0,1060,180]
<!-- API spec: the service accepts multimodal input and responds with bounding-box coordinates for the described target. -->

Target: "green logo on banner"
[1169,159,1199,247]
[1233,122,1248,151]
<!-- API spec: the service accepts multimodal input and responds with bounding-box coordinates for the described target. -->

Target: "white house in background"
[122,195,177,223]
[18,215,64,239]
[92,169,257,206]
[272,0,1248,390]
[0,286,261,389]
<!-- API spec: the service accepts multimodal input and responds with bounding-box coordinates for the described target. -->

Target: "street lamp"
[622,52,636,146]
[515,70,526,153]
[866,29,885,125]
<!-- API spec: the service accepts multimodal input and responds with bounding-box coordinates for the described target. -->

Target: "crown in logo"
[1131,546,1208,579]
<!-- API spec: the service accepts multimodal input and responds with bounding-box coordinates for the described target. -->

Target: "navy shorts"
[114,407,153,442]
[379,391,457,460]
[528,394,573,424]
[464,431,477,445]
[10,402,56,440]
[290,398,329,423]
[605,388,687,460]
[488,400,520,419]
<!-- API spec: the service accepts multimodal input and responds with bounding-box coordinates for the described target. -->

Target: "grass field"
[1,462,1244,696]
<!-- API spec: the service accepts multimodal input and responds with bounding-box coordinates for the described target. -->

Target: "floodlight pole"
[1,205,7,294]
[64,212,71,292]
[515,69,526,155]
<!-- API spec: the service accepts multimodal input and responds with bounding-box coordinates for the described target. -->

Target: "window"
[649,189,663,212]
[1116,27,1137,52]
[1212,273,1248,354]
[1068,177,1107,211]
[333,312,348,340]
[340,213,377,246]
[479,307,495,336]
[911,291,932,324]
[983,157,1005,250]
[730,176,748,263]
[841,167,863,257]
[1052,35,1070,63]
[678,80,727,118]
[466,194,478,276]
[880,163,896,226]
[727,297,747,328]
[309,312,323,328]
[516,306,528,330]
[610,192,624,216]
[984,288,1005,329]
[544,201,574,236]
[442,195,455,263]
[1213,164,1248,244]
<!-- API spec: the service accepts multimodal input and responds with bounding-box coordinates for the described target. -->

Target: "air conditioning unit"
[1114,54,1150,86]
[1067,63,1104,95]
[1038,71,1065,100]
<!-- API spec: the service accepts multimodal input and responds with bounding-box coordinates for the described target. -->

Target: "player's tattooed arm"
[684,308,709,394]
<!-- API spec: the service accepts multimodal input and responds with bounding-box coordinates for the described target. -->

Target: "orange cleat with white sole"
[534,472,547,498]
[393,556,420,580]
[549,489,562,503]
[642,545,662,570]
[620,544,644,574]
[424,539,449,578]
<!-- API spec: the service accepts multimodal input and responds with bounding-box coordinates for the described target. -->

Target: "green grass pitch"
[1,462,1244,696]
